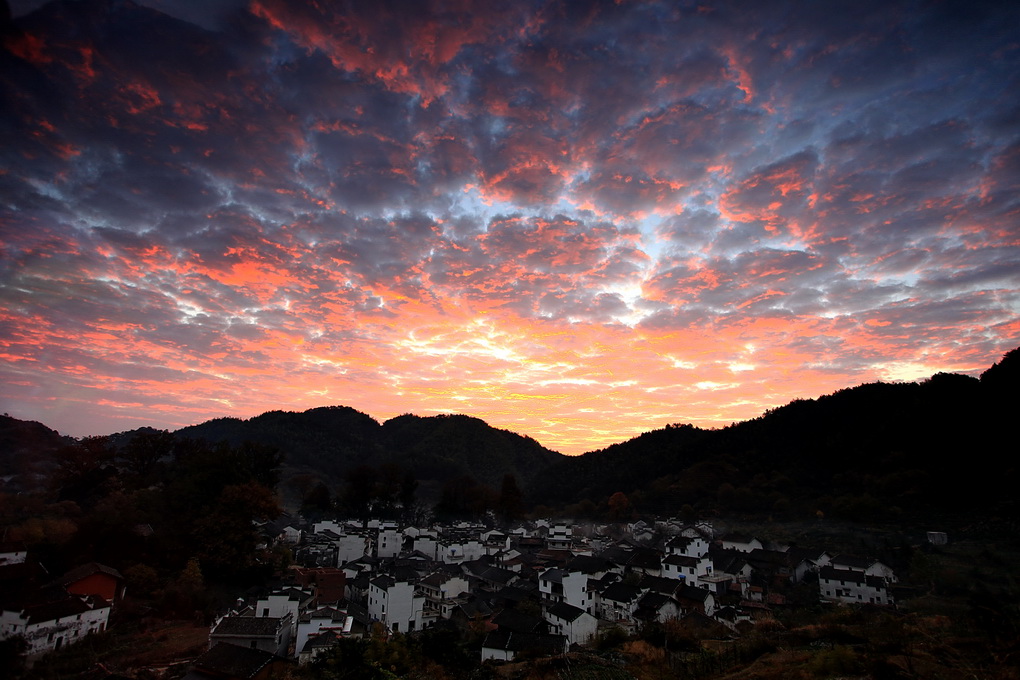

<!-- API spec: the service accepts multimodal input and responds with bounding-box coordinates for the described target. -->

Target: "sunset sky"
[1,0,1017,455]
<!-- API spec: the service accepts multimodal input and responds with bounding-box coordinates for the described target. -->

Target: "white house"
[295,606,354,661]
[312,520,344,535]
[0,543,27,566]
[376,528,402,559]
[254,587,312,636]
[829,555,897,583]
[480,630,567,662]
[438,536,483,564]
[367,576,425,633]
[333,532,372,566]
[676,583,716,617]
[0,594,110,656]
[546,524,572,551]
[538,568,590,612]
[819,566,893,605]
[719,534,763,553]
[418,572,470,624]
[662,555,703,581]
[544,602,597,646]
[596,582,644,623]
[666,535,709,560]
[209,613,293,656]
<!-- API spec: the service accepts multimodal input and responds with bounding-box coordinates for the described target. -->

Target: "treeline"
[294,461,527,526]
[0,432,284,615]
[177,408,561,509]
[531,348,1020,523]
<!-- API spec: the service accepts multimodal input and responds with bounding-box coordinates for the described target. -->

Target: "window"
[262,608,270,617]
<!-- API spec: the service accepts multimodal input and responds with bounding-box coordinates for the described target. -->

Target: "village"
[0,513,920,678]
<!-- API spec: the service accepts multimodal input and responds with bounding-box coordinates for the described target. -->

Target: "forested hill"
[176,406,386,485]
[532,347,1019,521]
[1,347,1016,520]
[0,415,72,489]
[176,406,563,503]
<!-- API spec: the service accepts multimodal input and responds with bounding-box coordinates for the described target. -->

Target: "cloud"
[0,0,1017,454]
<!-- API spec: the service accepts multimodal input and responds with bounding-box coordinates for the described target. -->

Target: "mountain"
[176,405,386,483]
[174,406,562,504]
[0,414,72,492]
[532,358,1013,522]
[379,413,561,491]
[2,346,1015,520]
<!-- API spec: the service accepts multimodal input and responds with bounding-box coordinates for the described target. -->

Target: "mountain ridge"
[2,346,1016,518]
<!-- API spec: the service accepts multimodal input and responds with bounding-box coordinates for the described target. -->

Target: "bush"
[595,626,629,651]
[808,645,863,677]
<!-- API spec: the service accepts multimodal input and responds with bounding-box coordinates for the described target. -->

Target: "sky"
[1,0,1017,455]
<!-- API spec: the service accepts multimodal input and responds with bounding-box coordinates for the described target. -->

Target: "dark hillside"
[171,407,564,505]
[0,414,72,491]
[4,346,1014,521]
[532,356,1012,522]
[380,413,562,490]
[175,405,384,482]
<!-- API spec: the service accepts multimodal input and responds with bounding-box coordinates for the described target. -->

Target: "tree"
[497,473,523,523]
[607,491,633,521]
[398,471,418,516]
[301,482,333,518]
[434,475,495,519]
[54,436,115,480]
[119,429,174,488]
[165,557,206,617]
[342,465,379,518]
[311,637,388,680]
[123,563,160,599]
[52,436,117,509]
[192,481,280,579]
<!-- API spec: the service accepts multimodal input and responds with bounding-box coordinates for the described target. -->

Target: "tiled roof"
[547,602,585,622]
[601,582,642,604]
[25,595,93,624]
[492,608,543,633]
[57,562,124,586]
[192,642,278,679]
[829,554,875,569]
[212,615,285,637]
[482,630,566,654]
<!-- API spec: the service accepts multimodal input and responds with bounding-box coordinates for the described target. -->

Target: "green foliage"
[309,637,391,680]
[606,491,633,521]
[123,563,160,598]
[162,557,207,617]
[595,626,629,651]
[416,626,475,673]
[808,645,864,677]
[191,481,280,579]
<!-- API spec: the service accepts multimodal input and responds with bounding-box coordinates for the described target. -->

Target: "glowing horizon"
[1,0,1017,455]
